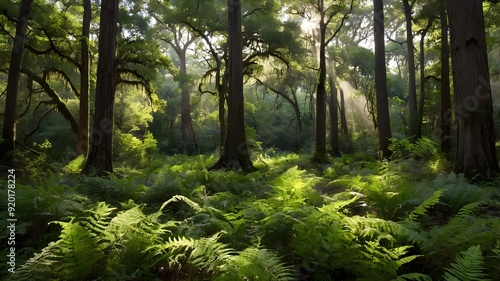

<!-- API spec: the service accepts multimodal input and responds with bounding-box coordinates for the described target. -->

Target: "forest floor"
[1,146,500,281]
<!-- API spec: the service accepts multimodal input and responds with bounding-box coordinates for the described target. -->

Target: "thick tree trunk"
[82,0,118,176]
[217,66,228,147]
[403,0,419,139]
[373,0,392,158]
[418,18,434,138]
[314,25,328,162]
[76,0,91,156]
[0,0,34,161]
[440,0,452,153]
[211,0,253,171]
[179,52,198,154]
[448,0,499,178]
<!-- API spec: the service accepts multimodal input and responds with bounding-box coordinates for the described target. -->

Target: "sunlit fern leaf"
[77,201,116,242]
[443,245,492,281]
[147,234,234,276]
[215,247,297,281]
[160,194,202,212]
[56,221,103,280]
[406,189,446,222]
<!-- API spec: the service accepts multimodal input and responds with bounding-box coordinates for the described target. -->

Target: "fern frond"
[443,245,491,281]
[18,220,103,280]
[55,221,103,280]
[393,273,433,281]
[146,234,234,277]
[215,247,297,281]
[77,201,116,242]
[406,189,446,222]
[160,194,202,212]
[450,200,494,222]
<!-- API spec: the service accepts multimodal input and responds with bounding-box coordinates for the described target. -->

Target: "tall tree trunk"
[76,0,91,156]
[314,23,328,162]
[440,0,451,153]
[82,0,118,176]
[329,77,340,156]
[0,0,34,161]
[417,18,435,138]
[448,0,499,178]
[292,92,304,149]
[179,52,198,154]
[339,87,349,147]
[374,0,392,158]
[403,0,419,139]
[211,0,253,171]
[217,65,228,147]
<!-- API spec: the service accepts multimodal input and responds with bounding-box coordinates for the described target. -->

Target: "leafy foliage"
[3,152,500,281]
[442,246,491,281]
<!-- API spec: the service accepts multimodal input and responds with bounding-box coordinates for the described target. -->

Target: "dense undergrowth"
[1,140,500,280]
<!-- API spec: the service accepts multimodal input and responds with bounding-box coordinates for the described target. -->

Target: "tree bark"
[314,19,328,162]
[403,0,419,139]
[1,0,34,161]
[448,0,499,178]
[76,0,91,156]
[179,51,198,154]
[374,0,392,158]
[417,17,434,139]
[329,77,340,156]
[339,87,349,146]
[82,0,119,176]
[440,0,451,153]
[210,0,253,171]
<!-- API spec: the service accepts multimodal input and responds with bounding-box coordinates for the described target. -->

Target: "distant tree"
[416,12,436,139]
[339,86,349,147]
[373,0,392,158]
[317,0,353,162]
[160,25,198,155]
[402,0,419,139]
[439,0,451,153]
[211,0,253,171]
[0,0,34,162]
[76,0,91,156]
[328,76,340,156]
[82,0,119,176]
[448,0,499,178]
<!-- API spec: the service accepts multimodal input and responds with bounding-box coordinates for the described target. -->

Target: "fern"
[54,221,104,280]
[17,219,104,281]
[443,245,491,281]
[148,234,234,276]
[405,189,446,222]
[214,247,297,281]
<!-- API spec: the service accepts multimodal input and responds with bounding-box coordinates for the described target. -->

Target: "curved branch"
[21,67,79,135]
[44,67,80,98]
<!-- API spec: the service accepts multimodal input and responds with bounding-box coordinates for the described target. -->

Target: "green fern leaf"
[443,245,491,281]
[406,189,446,222]
[159,194,202,212]
[215,247,297,281]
